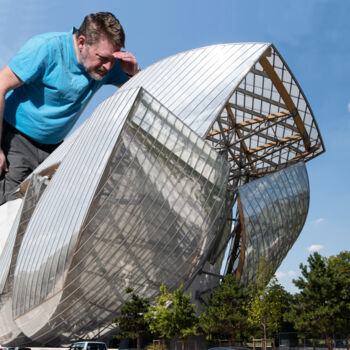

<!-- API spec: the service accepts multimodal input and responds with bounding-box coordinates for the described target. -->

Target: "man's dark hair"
[76,12,125,48]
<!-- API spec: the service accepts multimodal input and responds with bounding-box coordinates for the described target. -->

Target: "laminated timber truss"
[204,46,324,277]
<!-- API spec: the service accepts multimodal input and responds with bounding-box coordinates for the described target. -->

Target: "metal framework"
[203,47,324,278]
[0,43,324,346]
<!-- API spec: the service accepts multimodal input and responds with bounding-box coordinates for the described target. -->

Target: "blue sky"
[1,0,349,293]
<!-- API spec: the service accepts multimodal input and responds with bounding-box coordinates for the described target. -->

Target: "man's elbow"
[0,65,24,95]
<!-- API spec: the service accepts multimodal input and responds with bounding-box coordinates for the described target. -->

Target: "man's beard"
[80,52,106,81]
[85,68,106,81]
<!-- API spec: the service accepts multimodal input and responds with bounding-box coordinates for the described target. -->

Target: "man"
[0,12,138,205]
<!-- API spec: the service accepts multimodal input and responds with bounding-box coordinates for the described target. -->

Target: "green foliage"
[286,251,350,349]
[199,274,249,342]
[113,288,150,349]
[328,251,350,335]
[246,258,289,341]
[145,344,166,350]
[145,284,198,341]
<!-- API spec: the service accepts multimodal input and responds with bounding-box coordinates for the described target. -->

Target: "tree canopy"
[287,251,350,350]
[145,284,198,341]
[199,274,249,342]
[245,258,288,345]
[112,251,350,349]
[113,287,150,350]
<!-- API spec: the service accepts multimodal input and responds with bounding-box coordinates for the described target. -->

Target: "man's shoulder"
[29,30,71,46]
[8,29,74,82]
[23,30,73,61]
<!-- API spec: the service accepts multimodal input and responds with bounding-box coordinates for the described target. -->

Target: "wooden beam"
[229,135,307,175]
[207,110,291,137]
[207,124,233,138]
[228,143,280,168]
[235,196,246,280]
[226,106,248,154]
[229,103,299,133]
[226,106,256,170]
[235,121,302,157]
[226,222,241,274]
[227,134,302,162]
[247,134,301,154]
[259,55,311,150]
[264,47,272,57]
[248,143,322,177]
[238,110,290,127]
[291,143,321,161]
[17,164,59,198]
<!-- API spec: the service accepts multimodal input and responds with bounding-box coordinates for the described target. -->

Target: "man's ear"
[77,35,86,50]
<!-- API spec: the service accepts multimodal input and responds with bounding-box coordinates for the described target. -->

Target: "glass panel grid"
[8,88,229,344]
[238,162,310,285]
[207,45,324,180]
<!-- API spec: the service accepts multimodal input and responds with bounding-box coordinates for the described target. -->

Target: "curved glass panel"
[12,88,141,323]
[0,176,48,293]
[121,43,270,136]
[238,162,309,285]
[0,175,48,345]
[11,88,229,344]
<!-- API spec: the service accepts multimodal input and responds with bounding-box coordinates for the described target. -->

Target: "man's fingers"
[114,51,138,76]
[114,51,136,62]
[113,51,129,58]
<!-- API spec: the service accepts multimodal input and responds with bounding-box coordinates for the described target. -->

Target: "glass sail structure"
[235,162,309,285]
[0,42,324,346]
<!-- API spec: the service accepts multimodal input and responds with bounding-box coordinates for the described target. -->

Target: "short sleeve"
[8,35,48,83]
[104,59,129,86]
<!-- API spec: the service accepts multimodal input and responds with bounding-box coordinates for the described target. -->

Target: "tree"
[266,281,294,337]
[287,251,350,350]
[199,274,249,343]
[145,284,198,350]
[328,251,350,343]
[245,258,287,350]
[113,287,151,350]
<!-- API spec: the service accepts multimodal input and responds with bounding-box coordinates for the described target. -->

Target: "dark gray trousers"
[0,122,60,205]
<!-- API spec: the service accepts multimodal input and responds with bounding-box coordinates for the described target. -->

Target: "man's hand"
[0,147,8,176]
[114,51,138,77]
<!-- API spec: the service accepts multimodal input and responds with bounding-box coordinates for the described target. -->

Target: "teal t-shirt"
[4,29,128,144]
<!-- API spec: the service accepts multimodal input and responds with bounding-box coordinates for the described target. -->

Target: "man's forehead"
[92,38,120,55]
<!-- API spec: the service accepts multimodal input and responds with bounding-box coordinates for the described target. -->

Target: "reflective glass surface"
[0,175,48,345]
[238,162,309,285]
[10,88,229,344]
[121,43,269,136]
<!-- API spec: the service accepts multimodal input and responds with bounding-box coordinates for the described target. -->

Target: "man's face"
[79,37,120,80]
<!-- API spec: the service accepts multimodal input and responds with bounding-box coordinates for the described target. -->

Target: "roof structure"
[0,42,324,346]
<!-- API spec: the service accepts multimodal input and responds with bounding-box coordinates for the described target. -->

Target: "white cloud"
[308,244,324,252]
[275,271,286,279]
[312,218,325,225]
[348,103,350,113]
[275,271,296,279]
